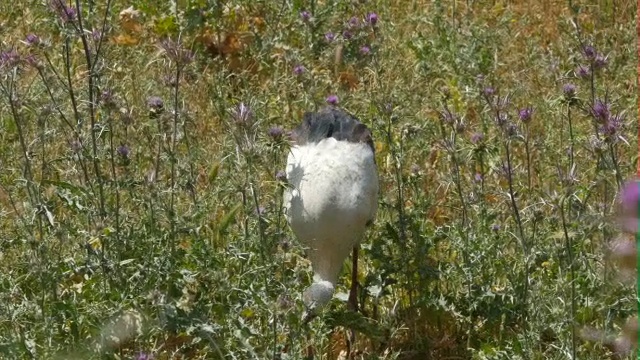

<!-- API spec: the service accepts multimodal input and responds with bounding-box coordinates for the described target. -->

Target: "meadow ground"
[0,0,637,359]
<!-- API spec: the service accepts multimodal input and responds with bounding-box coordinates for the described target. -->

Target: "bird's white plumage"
[284,137,378,311]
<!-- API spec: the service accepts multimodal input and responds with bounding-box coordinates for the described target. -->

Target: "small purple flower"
[474,173,483,182]
[482,86,495,97]
[24,54,42,69]
[471,132,484,144]
[147,96,164,110]
[324,32,335,42]
[0,49,20,68]
[92,29,103,42]
[366,12,379,26]
[117,145,130,158]
[617,180,640,234]
[275,170,287,182]
[518,107,533,123]
[359,46,370,55]
[25,34,40,46]
[591,99,609,123]
[582,45,596,60]
[491,223,501,232]
[293,64,305,75]
[268,126,285,141]
[563,83,576,99]
[600,113,622,138]
[575,64,590,79]
[342,30,353,40]
[136,352,154,360]
[326,95,339,105]
[300,10,311,22]
[348,16,359,28]
[593,54,608,70]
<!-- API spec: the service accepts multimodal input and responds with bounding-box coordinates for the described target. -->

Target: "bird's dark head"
[290,107,374,154]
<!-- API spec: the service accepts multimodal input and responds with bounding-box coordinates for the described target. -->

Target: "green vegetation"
[0,0,636,358]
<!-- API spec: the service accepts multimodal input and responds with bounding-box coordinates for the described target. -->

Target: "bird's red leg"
[348,246,359,312]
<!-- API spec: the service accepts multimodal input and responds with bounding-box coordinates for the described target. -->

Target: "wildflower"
[474,173,483,182]
[582,45,596,60]
[91,29,103,42]
[160,38,194,66]
[300,10,311,22]
[0,49,20,68]
[342,30,353,40]
[591,99,609,123]
[120,108,133,126]
[348,16,359,28]
[575,64,590,79]
[491,224,500,232]
[326,95,339,105]
[617,179,640,234]
[268,126,285,141]
[359,46,370,55]
[324,32,335,42]
[231,102,253,126]
[117,145,130,158]
[563,83,577,102]
[518,107,533,123]
[482,86,495,97]
[593,54,608,70]
[147,96,163,110]
[275,170,287,183]
[136,352,154,360]
[599,113,622,138]
[470,132,484,144]
[495,113,508,127]
[100,89,116,108]
[25,34,40,46]
[366,12,379,26]
[293,64,305,75]
[24,54,42,69]
[506,123,518,137]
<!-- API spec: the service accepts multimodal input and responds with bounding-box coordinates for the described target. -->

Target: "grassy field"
[0,0,637,359]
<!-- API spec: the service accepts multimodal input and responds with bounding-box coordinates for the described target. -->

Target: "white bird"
[284,107,379,318]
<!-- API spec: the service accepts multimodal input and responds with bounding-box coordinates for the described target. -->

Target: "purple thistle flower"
[300,10,311,22]
[25,34,40,46]
[518,107,533,123]
[617,180,640,234]
[117,145,130,158]
[293,64,305,75]
[324,32,335,42]
[593,54,608,70]
[359,45,370,55]
[582,45,596,60]
[575,64,590,79]
[563,83,576,99]
[342,30,353,40]
[147,96,164,110]
[482,86,495,97]
[268,126,285,141]
[0,49,20,68]
[275,170,287,182]
[136,352,154,360]
[231,102,253,126]
[599,113,623,138]
[491,223,501,232]
[348,16,359,28]
[160,38,194,65]
[326,95,339,105]
[366,12,379,26]
[471,132,484,144]
[591,99,609,123]
[24,54,42,69]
